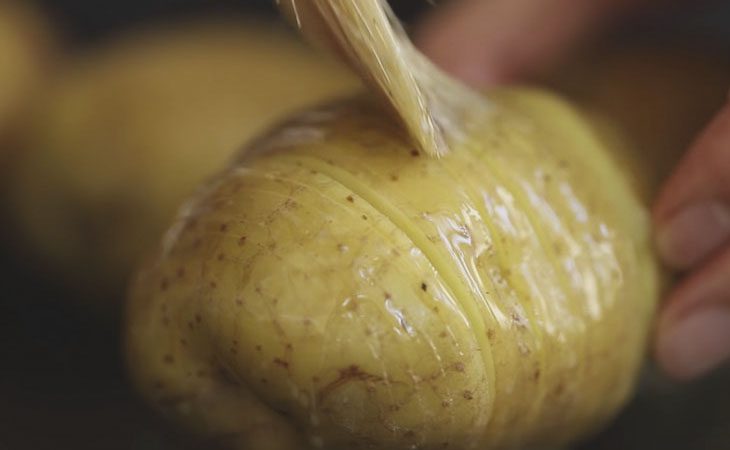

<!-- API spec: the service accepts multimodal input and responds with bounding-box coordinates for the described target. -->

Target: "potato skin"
[126,90,658,449]
[7,19,356,305]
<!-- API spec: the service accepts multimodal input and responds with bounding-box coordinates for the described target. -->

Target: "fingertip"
[655,306,730,382]
[654,247,730,381]
[655,202,730,270]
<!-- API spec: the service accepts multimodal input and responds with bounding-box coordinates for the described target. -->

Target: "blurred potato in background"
[6,18,358,310]
[0,0,55,162]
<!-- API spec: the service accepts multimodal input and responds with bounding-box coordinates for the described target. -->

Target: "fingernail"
[657,307,730,380]
[657,202,730,270]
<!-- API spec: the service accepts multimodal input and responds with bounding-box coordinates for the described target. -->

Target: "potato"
[7,19,357,305]
[0,1,53,159]
[126,87,658,449]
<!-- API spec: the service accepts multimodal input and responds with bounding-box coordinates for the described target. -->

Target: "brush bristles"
[278,0,491,158]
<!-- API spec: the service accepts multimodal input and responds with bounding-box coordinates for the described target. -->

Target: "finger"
[415,0,635,87]
[653,100,730,270]
[655,244,730,380]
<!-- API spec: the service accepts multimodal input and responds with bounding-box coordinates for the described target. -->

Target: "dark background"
[2,1,730,449]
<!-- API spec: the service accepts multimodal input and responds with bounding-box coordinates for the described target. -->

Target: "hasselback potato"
[126,89,658,449]
[126,2,659,448]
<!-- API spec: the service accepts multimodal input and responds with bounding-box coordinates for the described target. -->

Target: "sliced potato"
[126,89,658,449]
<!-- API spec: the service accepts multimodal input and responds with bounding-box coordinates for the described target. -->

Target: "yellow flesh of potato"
[8,20,357,302]
[126,89,658,449]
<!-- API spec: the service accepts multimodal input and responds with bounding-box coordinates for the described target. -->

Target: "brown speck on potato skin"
[195,314,202,324]
[533,369,541,382]
[317,366,384,404]
[217,253,225,261]
[487,329,496,340]
[346,195,354,203]
[160,278,169,291]
[439,331,448,338]
[255,345,262,352]
[453,362,465,372]
[273,358,289,369]
[219,223,228,232]
[390,174,399,181]
[463,390,473,400]
[163,354,175,365]
[410,149,420,157]
[238,236,247,246]
[176,267,185,278]
[421,282,427,292]
[362,214,368,220]
[441,400,450,408]
[554,382,565,396]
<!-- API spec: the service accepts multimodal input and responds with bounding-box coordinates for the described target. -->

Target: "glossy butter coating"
[126,88,658,449]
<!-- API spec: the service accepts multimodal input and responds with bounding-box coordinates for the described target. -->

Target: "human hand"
[416,0,730,381]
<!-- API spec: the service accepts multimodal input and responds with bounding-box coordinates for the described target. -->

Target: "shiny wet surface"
[2,244,729,449]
